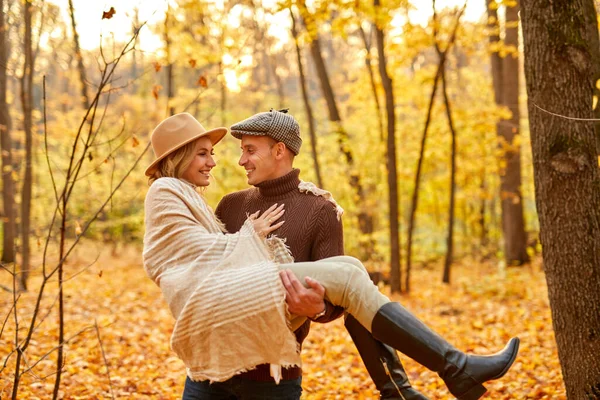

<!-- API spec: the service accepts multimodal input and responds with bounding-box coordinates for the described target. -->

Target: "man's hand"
[279,269,326,318]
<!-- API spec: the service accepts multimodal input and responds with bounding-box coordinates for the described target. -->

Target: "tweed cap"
[230,109,302,155]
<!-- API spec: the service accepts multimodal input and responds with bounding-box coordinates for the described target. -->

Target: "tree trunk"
[164,8,175,116]
[0,0,16,265]
[299,4,375,256]
[19,0,33,291]
[267,54,285,108]
[406,68,440,292]
[589,2,600,153]
[374,1,401,293]
[290,9,323,188]
[358,24,385,142]
[479,166,489,257]
[486,0,503,104]
[440,63,457,284]
[130,7,140,93]
[67,0,89,109]
[521,0,600,396]
[406,7,463,292]
[499,1,529,265]
[483,0,501,260]
[219,60,226,126]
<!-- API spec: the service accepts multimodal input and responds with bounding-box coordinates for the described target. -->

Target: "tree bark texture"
[290,9,323,188]
[19,0,33,291]
[586,1,600,153]
[521,0,600,396]
[0,0,16,264]
[374,1,401,293]
[499,1,530,265]
[67,0,89,109]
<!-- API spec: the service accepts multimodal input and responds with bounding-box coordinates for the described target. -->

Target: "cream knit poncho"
[143,178,301,382]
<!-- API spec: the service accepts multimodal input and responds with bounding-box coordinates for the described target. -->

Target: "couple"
[142,110,519,400]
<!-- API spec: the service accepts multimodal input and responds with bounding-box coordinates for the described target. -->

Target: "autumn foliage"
[0,246,564,399]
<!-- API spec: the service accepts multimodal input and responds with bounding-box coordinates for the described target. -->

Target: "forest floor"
[1,244,565,399]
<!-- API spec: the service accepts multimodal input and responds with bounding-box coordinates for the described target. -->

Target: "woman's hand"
[249,203,285,238]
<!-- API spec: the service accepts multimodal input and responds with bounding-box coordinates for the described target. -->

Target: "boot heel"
[458,384,487,400]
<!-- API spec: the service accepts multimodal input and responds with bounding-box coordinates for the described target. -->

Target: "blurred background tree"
[0,0,545,291]
[2,0,600,397]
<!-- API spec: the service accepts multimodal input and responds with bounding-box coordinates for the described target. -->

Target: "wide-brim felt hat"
[145,112,227,176]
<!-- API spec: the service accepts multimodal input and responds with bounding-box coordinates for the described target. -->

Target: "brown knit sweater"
[215,168,345,381]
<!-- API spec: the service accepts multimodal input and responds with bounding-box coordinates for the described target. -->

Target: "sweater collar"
[255,169,300,198]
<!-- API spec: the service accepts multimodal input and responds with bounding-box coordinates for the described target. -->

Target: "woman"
[143,113,519,400]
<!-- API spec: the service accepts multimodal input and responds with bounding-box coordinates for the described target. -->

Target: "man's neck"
[267,166,294,182]
[255,168,301,198]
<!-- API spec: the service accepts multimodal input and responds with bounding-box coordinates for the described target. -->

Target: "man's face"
[239,135,279,185]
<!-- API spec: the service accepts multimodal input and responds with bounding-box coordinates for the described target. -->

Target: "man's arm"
[311,202,344,261]
[309,202,345,322]
[281,202,345,322]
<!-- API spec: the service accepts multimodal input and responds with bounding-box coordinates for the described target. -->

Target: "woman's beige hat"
[145,113,227,176]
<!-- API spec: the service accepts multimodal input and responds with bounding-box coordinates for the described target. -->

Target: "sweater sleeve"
[310,201,345,323]
[214,194,230,228]
[311,202,344,260]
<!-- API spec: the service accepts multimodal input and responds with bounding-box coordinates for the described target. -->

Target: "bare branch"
[63,252,101,282]
[43,76,60,209]
[48,143,151,281]
[95,320,115,399]
[20,325,95,376]
[0,294,19,339]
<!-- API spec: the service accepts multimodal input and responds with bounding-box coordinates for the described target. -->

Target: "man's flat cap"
[230,109,302,155]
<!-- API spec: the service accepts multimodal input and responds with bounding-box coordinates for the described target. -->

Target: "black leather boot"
[371,303,519,400]
[345,315,429,400]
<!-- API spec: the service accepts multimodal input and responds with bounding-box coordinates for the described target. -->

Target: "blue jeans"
[182,376,302,400]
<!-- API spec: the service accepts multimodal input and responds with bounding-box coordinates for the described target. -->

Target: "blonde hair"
[148,140,198,185]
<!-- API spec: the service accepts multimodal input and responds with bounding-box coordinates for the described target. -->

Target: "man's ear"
[274,142,287,159]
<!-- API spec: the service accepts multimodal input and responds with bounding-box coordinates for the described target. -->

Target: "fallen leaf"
[102,7,116,20]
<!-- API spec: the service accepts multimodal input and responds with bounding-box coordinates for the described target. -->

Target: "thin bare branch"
[95,320,115,399]
[0,294,19,338]
[1,263,14,274]
[63,252,101,282]
[47,143,151,281]
[43,76,60,208]
[20,325,95,376]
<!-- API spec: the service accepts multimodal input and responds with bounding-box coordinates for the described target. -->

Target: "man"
[214,109,427,399]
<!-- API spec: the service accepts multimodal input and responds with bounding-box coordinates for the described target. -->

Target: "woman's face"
[181,137,216,187]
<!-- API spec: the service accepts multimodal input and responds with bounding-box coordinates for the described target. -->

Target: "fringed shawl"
[143,178,300,382]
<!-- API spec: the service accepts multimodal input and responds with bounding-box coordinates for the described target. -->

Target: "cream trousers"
[279,256,391,332]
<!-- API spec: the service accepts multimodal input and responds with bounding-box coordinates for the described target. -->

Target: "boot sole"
[457,338,520,400]
[459,384,487,400]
